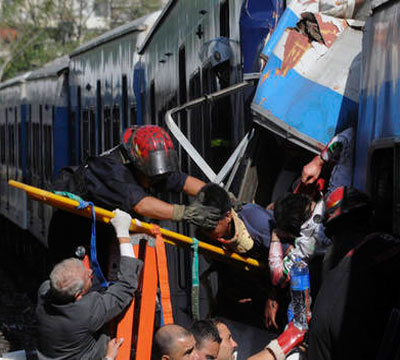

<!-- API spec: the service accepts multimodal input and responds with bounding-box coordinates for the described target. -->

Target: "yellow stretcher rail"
[9,180,265,269]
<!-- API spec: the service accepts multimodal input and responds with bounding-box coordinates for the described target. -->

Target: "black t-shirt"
[84,146,188,215]
[308,233,400,360]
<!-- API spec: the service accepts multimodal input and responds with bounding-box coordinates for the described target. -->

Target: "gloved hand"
[110,209,132,238]
[265,322,307,360]
[172,202,221,229]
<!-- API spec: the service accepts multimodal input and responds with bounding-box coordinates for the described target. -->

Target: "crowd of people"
[35,125,400,359]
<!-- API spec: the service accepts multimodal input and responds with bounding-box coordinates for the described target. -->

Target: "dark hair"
[197,183,232,218]
[274,193,313,237]
[191,319,222,346]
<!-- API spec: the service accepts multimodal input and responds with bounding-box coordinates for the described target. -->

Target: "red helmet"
[122,125,178,177]
[324,186,372,227]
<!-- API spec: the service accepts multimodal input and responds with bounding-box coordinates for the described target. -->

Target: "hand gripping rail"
[9,180,264,269]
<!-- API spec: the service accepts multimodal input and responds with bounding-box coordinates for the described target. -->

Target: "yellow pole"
[9,180,265,269]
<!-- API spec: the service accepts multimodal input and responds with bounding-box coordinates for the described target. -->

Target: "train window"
[70,110,76,165]
[370,147,394,234]
[112,105,120,146]
[18,121,22,168]
[33,123,40,174]
[27,105,31,176]
[178,46,188,173]
[82,109,89,161]
[104,107,112,150]
[8,111,15,167]
[130,103,137,126]
[122,75,128,129]
[44,124,53,180]
[150,80,156,125]
[89,107,96,156]
[77,86,82,162]
[0,123,5,164]
[189,71,204,179]
[220,0,230,38]
[96,80,103,153]
[39,104,44,176]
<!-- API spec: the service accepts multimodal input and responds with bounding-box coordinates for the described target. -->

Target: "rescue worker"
[49,125,220,264]
[152,324,200,360]
[191,320,221,360]
[211,318,238,360]
[36,209,142,360]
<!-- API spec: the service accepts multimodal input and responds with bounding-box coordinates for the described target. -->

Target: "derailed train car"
[0,72,30,229]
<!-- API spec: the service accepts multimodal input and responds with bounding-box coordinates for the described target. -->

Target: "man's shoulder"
[240,203,273,219]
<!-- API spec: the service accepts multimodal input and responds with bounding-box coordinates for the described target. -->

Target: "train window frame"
[130,103,137,126]
[104,106,112,150]
[220,0,230,38]
[82,108,89,162]
[89,107,96,156]
[96,80,103,154]
[122,75,128,129]
[0,113,5,164]
[8,108,15,168]
[77,86,82,164]
[112,105,120,146]
[150,80,156,125]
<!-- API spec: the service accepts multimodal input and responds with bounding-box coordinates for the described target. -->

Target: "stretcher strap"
[191,237,200,321]
[151,225,174,325]
[76,200,109,288]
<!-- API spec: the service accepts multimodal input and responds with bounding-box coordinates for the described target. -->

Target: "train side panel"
[353,0,400,234]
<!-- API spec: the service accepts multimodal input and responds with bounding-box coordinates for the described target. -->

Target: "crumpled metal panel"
[251,0,363,152]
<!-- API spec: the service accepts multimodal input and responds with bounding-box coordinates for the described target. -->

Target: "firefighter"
[48,125,220,264]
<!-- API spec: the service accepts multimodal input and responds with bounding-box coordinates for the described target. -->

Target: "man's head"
[324,186,373,239]
[152,324,198,360]
[274,193,313,242]
[191,320,221,360]
[122,125,178,181]
[195,183,233,240]
[49,258,93,302]
[211,319,238,360]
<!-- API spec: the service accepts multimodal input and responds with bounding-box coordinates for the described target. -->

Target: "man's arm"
[183,176,206,196]
[89,210,143,331]
[133,196,175,220]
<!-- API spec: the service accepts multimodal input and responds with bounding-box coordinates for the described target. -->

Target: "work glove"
[265,322,307,360]
[172,199,221,229]
[110,209,132,238]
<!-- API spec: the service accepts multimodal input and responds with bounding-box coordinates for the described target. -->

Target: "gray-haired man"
[36,209,142,360]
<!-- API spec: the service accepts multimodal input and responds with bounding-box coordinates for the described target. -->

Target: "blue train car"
[68,12,160,165]
[0,72,30,229]
[25,56,70,244]
[353,0,400,235]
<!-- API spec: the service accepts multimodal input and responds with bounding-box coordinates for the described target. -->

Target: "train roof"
[138,0,176,54]
[27,56,69,81]
[70,13,152,57]
[0,71,31,90]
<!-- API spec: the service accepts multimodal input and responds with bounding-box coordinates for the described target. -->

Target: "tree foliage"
[0,0,163,81]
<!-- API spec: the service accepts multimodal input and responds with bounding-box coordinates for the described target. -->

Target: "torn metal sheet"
[252,1,363,151]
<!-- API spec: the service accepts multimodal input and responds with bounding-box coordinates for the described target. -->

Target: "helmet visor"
[143,149,179,178]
